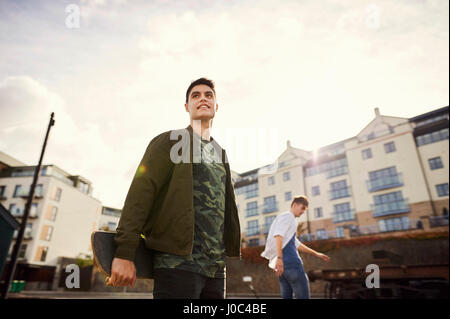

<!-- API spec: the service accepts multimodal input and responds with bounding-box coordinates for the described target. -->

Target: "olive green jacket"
[114,125,241,264]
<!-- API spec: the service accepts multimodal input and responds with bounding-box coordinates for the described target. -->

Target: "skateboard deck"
[91,231,153,283]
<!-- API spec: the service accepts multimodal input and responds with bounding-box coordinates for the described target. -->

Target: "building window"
[283,172,291,181]
[285,191,292,201]
[41,225,54,241]
[246,201,258,217]
[50,206,58,221]
[416,128,449,146]
[372,191,409,217]
[362,148,372,160]
[264,215,276,234]
[312,186,320,196]
[384,142,396,153]
[428,157,444,170]
[378,216,410,232]
[367,166,402,192]
[333,202,354,223]
[41,246,48,262]
[329,180,350,200]
[13,185,22,198]
[314,207,323,218]
[436,183,449,197]
[0,185,6,197]
[246,220,259,236]
[18,244,27,258]
[55,187,62,202]
[235,183,259,199]
[316,229,328,240]
[306,158,348,178]
[24,223,33,239]
[336,226,345,238]
[30,203,38,217]
[107,222,117,230]
[263,196,278,213]
[268,176,275,185]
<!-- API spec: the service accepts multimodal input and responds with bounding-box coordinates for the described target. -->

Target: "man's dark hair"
[291,195,309,208]
[185,77,216,103]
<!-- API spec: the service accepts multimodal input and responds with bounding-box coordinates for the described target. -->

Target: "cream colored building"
[235,106,449,247]
[98,206,121,231]
[0,162,102,266]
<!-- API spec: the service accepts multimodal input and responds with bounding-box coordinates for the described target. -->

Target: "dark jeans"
[153,268,225,299]
[279,263,310,299]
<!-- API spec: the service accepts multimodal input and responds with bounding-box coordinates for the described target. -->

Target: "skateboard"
[90,231,153,284]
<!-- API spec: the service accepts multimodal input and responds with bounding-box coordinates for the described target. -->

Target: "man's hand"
[108,257,137,287]
[316,253,330,263]
[275,257,284,276]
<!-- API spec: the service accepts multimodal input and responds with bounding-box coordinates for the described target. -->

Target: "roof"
[0,151,26,167]
[409,106,449,122]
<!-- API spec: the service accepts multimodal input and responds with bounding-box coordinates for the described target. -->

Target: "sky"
[0,0,448,208]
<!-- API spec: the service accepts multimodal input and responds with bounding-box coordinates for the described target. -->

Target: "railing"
[329,187,351,200]
[333,209,355,223]
[326,166,348,179]
[299,218,423,242]
[245,228,260,236]
[245,208,259,217]
[245,190,258,199]
[262,223,272,234]
[429,216,449,228]
[17,187,44,199]
[262,201,278,214]
[370,198,410,217]
[366,173,403,192]
[355,218,421,235]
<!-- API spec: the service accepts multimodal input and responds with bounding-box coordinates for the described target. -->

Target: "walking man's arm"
[297,242,330,262]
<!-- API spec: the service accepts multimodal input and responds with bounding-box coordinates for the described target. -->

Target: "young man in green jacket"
[108,78,241,299]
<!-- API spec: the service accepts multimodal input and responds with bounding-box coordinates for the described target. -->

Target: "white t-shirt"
[260,211,302,269]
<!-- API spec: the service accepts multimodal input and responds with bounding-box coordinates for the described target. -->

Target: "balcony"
[366,173,403,192]
[299,218,423,242]
[329,187,351,201]
[262,223,272,234]
[429,216,449,228]
[299,230,339,242]
[12,210,38,219]
[245,190,258,199]
[245,208,259,218]
[326,166,348,179]
[355,218,421,235]
[245,228,260,236]
[17,187,44,199]
[370,198,410,217]
[13,230,33,240]
[262,201,278,214]
[333,209,355,223]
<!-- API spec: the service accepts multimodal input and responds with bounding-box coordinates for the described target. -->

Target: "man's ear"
[185,103,189,113]
[215,103,219,112]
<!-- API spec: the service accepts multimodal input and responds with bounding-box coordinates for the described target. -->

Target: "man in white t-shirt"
[261,195,330,299]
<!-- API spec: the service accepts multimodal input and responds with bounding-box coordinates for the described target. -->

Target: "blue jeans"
[279,263,310,299]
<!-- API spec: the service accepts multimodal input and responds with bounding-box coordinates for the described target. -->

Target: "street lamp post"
[1,113,55,299]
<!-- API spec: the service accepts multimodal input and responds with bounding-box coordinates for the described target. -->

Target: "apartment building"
[0,160,102,266]
[235,106,449,247]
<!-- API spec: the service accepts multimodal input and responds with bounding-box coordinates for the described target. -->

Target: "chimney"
[287,140,291,148]
[374,107,380,118]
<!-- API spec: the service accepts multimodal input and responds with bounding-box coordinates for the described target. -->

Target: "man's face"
[185,84,218,121]
[293,203,307,217]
